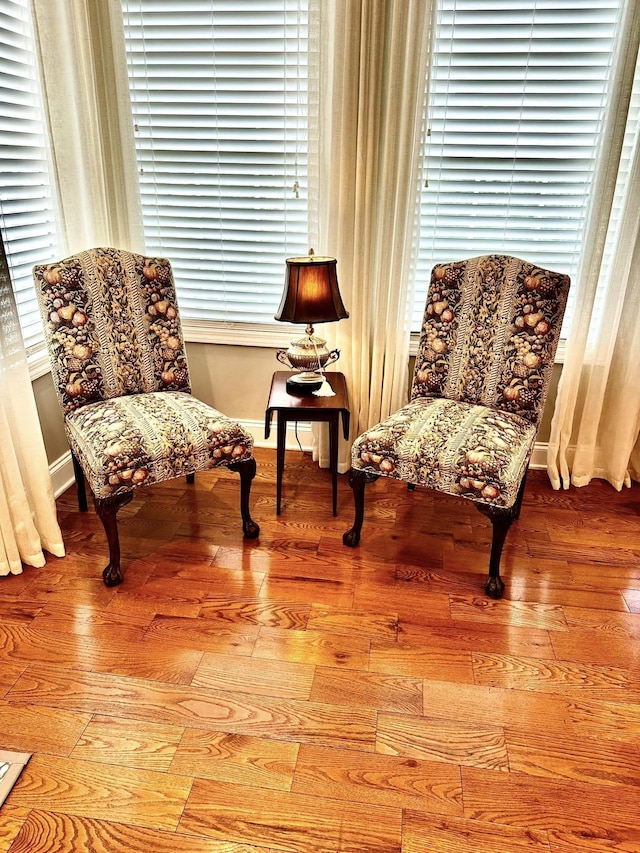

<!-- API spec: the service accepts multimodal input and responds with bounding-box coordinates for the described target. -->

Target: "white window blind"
[414,0,623,333]
[0,0,60,350]
[121,0,309,325]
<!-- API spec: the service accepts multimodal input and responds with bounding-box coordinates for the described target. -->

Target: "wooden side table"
[265,371,350,515]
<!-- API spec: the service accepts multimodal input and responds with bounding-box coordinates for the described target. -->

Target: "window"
[121,0,309,326]
[0,0,61,350]
[413,0,623,334]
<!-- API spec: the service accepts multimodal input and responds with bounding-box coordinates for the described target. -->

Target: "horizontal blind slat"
[0,0,60,350]
[414,0,622,334]
[122,0,309,324]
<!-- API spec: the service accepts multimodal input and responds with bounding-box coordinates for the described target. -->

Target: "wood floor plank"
[525,537,640,568]
[548,827,640,853]
[111,577,256,608]
[505,729,640,788]
[0,660,25,697]
[29,602,150,642]
[562,605,640,638]
[7,809,276,853]
[472,651,639,701]
[306,605,398,640]
[170,729,298,791]
[369,640,474,683]
[623,589,640,612]
[0,600,42,623]
[461,766,640,835]
[69,715,184,771]
[376,712,508,771]
[565,696,640,742]
[509,584,629,611]
[252,627,370,670]
[0,805,30,852]
[6,754,192,831]
[105,593,202,620]
[192,652,314,700]
[398,621,555,660]
[0,623,203,686]
[257,576,355,609]
[292,743,463,815]
[550,630,640,670]
[402,811,551,853]
[198,597,310,630]
[14,573,117,609]
[142,615,259,656]
[179,778,402,853]
[6,666,377,751]
[420,679,573,739]
[310,667,423,714]
[0,701,90,756]
[449,595,568,631]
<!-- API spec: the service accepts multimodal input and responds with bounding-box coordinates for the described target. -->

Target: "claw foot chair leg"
[94,492,134,587]
[71,452,88,512]
[229,457,260,539]
[477,504,516,599]
[343,469,379,547]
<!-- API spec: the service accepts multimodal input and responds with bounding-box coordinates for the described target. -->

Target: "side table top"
[266,371,349,412]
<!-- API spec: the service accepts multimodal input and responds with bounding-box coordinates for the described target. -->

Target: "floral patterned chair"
[343,254,570,598]
[34,247,259,586]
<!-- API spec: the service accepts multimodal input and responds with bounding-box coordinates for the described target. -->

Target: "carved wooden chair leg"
[94,492,134,587]
[229,457,260,539]
[186,473,195,484]
[343,468,379,547]
[71,452,88,512]
[477,503,515,599]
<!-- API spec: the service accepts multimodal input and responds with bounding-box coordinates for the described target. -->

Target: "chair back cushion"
[411,254,569,424]
[34,248,191,416]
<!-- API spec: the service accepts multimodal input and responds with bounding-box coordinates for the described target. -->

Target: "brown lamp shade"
[275,254,349,325]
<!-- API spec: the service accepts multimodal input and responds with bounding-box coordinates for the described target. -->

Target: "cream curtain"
[547,3,640,491]
[0,239,64,576]
[307,0,434,469]
[31,0,144,255]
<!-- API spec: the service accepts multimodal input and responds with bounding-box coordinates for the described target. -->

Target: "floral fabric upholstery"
[66,392,253,499]
[34,248,254,499]
[351,255,570,509]
[352,397,536,508]
[34,248,191,416]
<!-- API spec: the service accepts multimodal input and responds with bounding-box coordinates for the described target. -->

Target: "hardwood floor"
[1,446,639,852]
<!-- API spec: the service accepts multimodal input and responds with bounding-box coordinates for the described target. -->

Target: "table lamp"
[275,249,349,395]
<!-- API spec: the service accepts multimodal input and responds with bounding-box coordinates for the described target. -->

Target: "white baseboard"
[49,426,550,499]
[529,442,549,470]
[50,450,75,498]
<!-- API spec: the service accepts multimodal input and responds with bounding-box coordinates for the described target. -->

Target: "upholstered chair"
[343,254,569,598]
[34,247,259,586]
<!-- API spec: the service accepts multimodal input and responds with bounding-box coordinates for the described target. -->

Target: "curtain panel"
[307,0,435,468]
[547,0,640,491]
[0,238,64,576]
[31,0,144,256]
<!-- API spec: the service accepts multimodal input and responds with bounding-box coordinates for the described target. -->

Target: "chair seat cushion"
[65,391,253,499]
[351,397,537,508]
